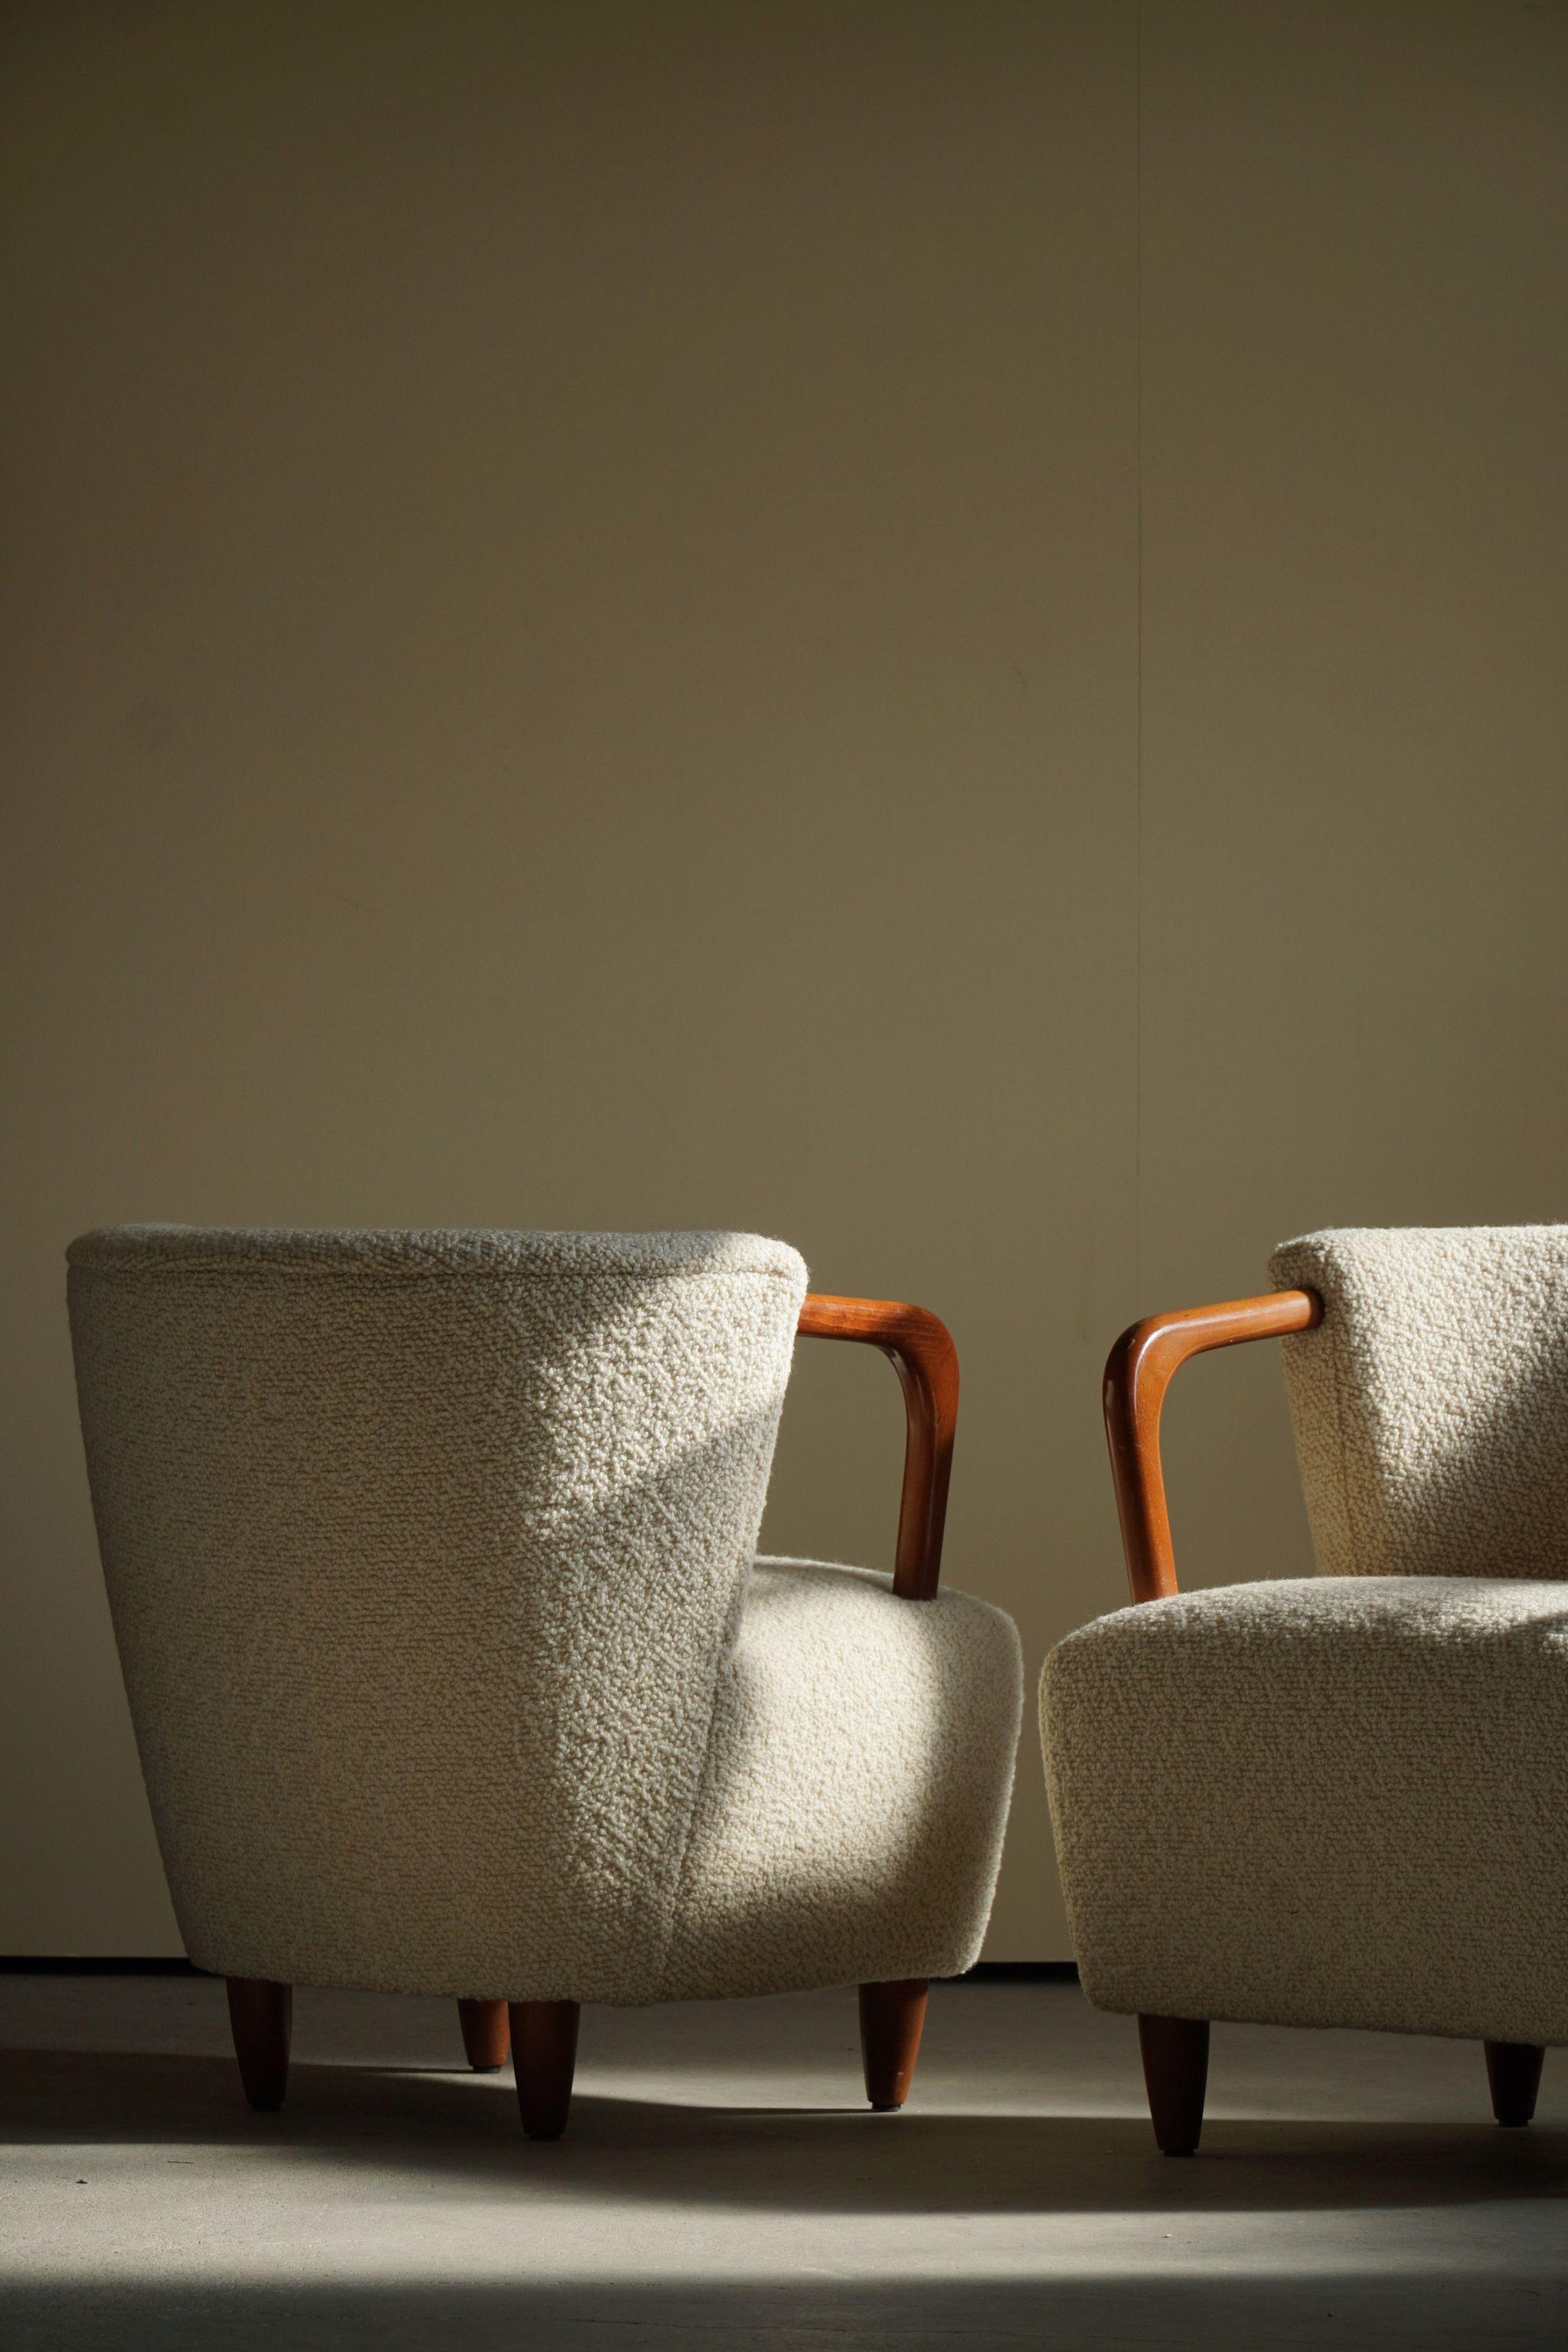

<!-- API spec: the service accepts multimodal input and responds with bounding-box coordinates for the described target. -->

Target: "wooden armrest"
[796,1294,958,1601]
[1102,1289,1321,1604]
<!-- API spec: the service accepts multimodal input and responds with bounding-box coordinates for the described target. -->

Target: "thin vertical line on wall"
[1134,0,1144,1298]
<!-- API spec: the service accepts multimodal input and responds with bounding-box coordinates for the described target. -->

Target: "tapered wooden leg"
[1485,2039,1544,2128]
[508,2000,580,2140]
[457,1998,511,2072]
[227,1977,292,2112]
[858,1979,929,2111]
[1138,2014,1209,2156]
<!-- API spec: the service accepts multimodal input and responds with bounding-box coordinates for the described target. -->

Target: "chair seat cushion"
[658,1557,1023,2001]
[1041,1576,1568,2043]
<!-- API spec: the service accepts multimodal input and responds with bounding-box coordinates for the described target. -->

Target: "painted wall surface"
[2,2,1563,1955]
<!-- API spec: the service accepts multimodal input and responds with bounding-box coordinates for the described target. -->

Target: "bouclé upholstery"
[1270,1224,1568,1583]
[69,1226,1021,2004]
[1041,1226,1568,2046]
[1044,1573,1568,2042]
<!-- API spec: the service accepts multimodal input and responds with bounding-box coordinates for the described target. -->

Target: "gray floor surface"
[2,1971,1566,2349]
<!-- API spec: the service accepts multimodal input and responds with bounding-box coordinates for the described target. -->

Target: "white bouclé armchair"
[1043,1226,1568,2155]
[68,1227,1021,2138]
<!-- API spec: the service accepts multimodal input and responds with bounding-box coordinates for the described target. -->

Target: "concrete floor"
[2,1974,1566,2350]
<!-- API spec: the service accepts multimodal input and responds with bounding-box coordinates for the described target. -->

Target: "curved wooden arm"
[1103,1289,1321,1605]
[796,1294,957,1601]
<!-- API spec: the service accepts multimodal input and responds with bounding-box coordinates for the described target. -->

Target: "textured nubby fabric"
[1041,1226,1568,2045]
[69,1226,1021,2004]
[1043,1574,1568,2043]
[1270,1225,1568,1583]
[670,1558,1020,1998]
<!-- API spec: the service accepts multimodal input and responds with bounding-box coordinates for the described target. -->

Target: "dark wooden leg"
[457,1998,511,2072]
[1485,2039,1544,2128]
[1138,2014,1209,2156]
[227,1977,292,2112]
[858,1979,929,2111]
[508,2000,580,2140]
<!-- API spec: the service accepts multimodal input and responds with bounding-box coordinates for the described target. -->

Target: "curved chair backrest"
[68,1225,807,1998]
[1270,1225,1568,1582]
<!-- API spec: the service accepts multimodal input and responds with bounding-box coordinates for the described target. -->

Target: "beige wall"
[2,2,1563,1957]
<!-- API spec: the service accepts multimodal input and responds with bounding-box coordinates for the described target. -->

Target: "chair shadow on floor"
[4,2047,1566,2216]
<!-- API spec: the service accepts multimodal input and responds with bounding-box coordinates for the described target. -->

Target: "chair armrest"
[796,1295,958,1601]
[1102,1290,1321,1604]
